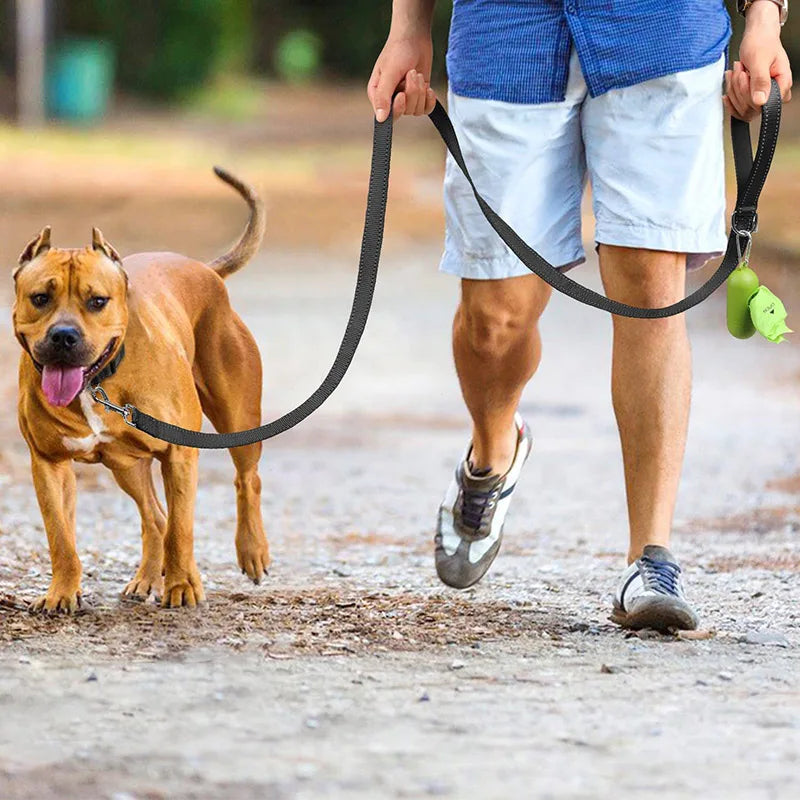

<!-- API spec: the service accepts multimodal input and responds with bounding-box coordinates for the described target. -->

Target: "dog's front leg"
[29,455,82,613]
[160,448,205,608]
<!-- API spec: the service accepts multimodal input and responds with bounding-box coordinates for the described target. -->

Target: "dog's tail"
[209,166,266,279]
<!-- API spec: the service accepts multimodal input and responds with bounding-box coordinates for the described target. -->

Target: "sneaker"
[611,545,699,632]
[435,413,532,589]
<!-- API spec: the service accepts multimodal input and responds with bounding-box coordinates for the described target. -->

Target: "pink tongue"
[41,365,85,407]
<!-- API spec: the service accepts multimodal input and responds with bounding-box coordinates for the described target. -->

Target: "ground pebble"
[86,670,98,682]
[449,660,465,670]
[741,630,790,648]
[600,664,621,674]
[718,671,734,682]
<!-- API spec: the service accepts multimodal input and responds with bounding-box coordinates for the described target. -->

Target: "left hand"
[724,0,792,121]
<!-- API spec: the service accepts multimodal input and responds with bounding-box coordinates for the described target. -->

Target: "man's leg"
[598,245,691,562]
[434,273,551,588]
[454,274,552,474]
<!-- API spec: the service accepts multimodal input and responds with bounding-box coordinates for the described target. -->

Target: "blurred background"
[0,0,797,264]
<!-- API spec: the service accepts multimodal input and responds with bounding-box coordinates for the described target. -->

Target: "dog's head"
[13,227,128,408]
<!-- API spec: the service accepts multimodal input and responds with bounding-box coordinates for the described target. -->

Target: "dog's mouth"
[38,338,118,408]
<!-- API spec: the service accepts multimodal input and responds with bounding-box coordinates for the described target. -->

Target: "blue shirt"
[446,0,731,103]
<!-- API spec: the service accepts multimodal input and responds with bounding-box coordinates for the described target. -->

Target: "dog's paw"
[29,585,82,614]
[122,568,164,602]
[162,566,205,609]
[236,534,271,585]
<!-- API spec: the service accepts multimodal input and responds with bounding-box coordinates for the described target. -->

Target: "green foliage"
[251,0,453,81]
[274,30,322,83]
[59,0,254,99]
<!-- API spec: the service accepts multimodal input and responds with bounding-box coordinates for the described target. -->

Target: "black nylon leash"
[97,79,781,448]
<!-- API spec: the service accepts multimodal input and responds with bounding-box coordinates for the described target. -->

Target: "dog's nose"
[48,325,82,350]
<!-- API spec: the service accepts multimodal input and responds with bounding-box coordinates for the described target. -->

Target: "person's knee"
[458,285,541,360]
[600,245,686,309]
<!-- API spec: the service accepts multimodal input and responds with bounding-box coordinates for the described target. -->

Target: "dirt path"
[1,246,799,799]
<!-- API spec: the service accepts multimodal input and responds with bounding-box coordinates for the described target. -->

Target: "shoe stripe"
[498,482,517,500]
[619,568,641,610]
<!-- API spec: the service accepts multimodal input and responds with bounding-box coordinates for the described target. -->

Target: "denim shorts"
[440,49,728,279]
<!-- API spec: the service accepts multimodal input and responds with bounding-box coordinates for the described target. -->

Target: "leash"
[92,79,782,448]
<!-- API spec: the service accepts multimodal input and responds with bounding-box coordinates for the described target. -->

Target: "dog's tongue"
[41,365,85,407]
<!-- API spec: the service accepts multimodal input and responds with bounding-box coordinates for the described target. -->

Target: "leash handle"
[109,80,781,448]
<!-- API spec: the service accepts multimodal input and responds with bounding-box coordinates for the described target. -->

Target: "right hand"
[367,35,436,122]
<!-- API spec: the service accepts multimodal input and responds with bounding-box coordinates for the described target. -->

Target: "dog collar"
[89,342,126,387]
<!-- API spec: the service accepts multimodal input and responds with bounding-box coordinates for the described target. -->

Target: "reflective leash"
[92,79,782,448]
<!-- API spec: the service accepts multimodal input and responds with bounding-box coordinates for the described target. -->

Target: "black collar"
[89,342,125,387]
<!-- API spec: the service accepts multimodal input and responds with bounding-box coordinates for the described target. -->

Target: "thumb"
[372,65,405,122]
[748,55,773,106]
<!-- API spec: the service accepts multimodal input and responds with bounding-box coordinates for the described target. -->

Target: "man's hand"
[367,34,436,122]
[725,0,792,121]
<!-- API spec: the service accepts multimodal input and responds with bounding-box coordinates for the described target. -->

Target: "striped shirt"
[446,0,731,103]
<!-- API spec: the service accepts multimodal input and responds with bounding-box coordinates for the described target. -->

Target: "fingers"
[370,62,407,123]
[381,69,435,122]
[725,61,763,121]
[425,87,437,114]
[392,91,407,120]
[724,68,751,121]
[746,53,773,107]
[774,52,793,103]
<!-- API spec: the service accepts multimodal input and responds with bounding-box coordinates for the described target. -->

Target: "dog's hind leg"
[194,312,270,584]
[112,458,166,601]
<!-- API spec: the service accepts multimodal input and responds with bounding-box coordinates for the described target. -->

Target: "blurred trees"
[54,0,452,99]
[40,0,800,101]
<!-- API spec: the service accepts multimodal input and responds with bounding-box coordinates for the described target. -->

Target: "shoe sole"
[435,529,503,590]
[610,596,699,633]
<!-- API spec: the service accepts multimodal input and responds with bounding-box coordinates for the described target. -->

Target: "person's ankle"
[470,421,518,475]
[628,540,673,564]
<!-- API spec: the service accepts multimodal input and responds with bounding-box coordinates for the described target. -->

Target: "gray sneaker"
[435,414,532,589]
[611,545,699,632]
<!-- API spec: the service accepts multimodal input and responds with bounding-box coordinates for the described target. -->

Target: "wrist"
[742,0,787,27]
[389,0,435,40]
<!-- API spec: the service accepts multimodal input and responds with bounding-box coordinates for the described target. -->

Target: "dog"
[13,168,269,612]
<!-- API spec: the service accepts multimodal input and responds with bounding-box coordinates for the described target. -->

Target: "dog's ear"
[92,227,128,289]
[15,226,52,278]
[91,227,122,265]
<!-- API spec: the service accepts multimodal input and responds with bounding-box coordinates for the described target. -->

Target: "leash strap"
[106,80,781,449]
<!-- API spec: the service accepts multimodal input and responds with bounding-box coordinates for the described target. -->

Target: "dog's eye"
[87,296,109,312]
[30,293,50,309]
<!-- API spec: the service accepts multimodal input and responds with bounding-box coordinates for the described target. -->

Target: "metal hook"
[90,385,137,427]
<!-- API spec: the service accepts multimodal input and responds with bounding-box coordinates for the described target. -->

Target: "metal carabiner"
[89,385,137,427]
[734,228,753,266]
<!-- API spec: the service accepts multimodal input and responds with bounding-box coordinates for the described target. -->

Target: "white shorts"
[440,49,728,279]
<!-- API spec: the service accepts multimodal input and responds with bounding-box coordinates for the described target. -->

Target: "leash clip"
[734,229,753,265]
[731,208,758,266]
[90,385,136,427]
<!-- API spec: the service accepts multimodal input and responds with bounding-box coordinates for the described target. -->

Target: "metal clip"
[734,229,753,266]
[89,385,137,427]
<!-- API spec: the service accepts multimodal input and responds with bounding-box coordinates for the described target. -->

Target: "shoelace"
[639,555,682,596]
[459,485,500,532]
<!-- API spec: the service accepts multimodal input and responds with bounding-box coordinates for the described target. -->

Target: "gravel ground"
[0,245,798,799]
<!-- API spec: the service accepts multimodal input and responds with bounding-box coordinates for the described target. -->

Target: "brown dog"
[13,168,269,612]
